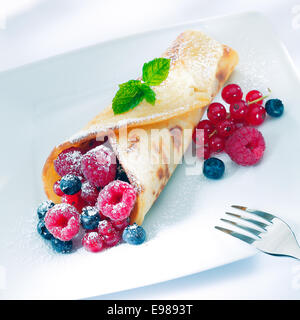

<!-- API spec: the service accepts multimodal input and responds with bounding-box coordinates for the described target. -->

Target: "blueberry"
[265,99,284,118]
[37,200,55,219]
[37,219,54,240]
[122,223,146,245]
[203,157,225,179]
[51,238,73,253]
[60,174,82,195]
[116,162,130,183]
[80,206,101,230]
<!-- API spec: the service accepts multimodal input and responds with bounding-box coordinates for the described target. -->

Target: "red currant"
[112,218,129,231]
[99,210,109,221]
[246,90,263,106]
[53,180,64,196]
[61,193,85,212]
[207,103,227,124]
[82,231,105,253]
[216,119,236,137]
[208,135,225,153]
[98,220,114,236]
[246,104,266,126]
[80,181,99,206]
[229,100,249,121]
[221,84,243,104]
[103,230,121,247]
[192,120,214,145]
[192,129,208,146]
[196,144,210,160]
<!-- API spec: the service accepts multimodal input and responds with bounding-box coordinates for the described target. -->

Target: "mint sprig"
[112,80,144,115]
[139,83,156,105]
[112,58,170,115]
[142,58,171,86]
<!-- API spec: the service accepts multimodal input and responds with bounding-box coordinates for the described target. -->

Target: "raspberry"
[82,231,105,252]
[45,204,80,241]
[225,127,265,166]
[97,180,137,221]
[80,139,105,154]
[54,147,83,177]
[81,145,117,188]
[80,181,99,205]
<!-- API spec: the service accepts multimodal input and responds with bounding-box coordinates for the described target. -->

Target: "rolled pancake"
[42,30,238,225]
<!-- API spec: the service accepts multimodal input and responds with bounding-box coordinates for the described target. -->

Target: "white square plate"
[1,12,300,299]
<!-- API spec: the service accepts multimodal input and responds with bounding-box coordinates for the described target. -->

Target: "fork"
[215,205,300,260]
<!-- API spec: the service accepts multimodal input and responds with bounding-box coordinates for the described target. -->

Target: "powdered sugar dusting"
[80,181,99,205]
[81,145,117,188]
[54,147,83,177]
[85,231,99,241]
[234,44,272,92]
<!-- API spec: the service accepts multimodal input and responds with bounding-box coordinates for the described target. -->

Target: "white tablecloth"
[2,0,300,299]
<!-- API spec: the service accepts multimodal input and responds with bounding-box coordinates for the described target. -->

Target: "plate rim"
[1,10,299,81]
[2,10,299,299]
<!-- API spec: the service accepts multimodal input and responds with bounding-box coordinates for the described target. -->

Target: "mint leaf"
[142,58,171,86]
[112,80,144,115]
[118,79,140,89]
[139,83,156,105]
[111,57,171,114]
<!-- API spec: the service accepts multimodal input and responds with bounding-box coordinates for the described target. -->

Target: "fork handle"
[290,251,300,260]
[284,246,300,260]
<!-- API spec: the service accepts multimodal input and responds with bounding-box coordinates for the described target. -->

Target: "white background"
[1,0,300,299]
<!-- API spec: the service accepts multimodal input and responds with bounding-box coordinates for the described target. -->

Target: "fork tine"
[231,205,275,222]
[215,226,256,244]
[221,218,262,237]
[225,212,268,230]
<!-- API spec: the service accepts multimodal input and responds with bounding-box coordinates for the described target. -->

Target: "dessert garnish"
[192,84,284,178]
[112,57,170,114]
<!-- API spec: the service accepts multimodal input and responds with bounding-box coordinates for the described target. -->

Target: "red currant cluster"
[193,84,267,160]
